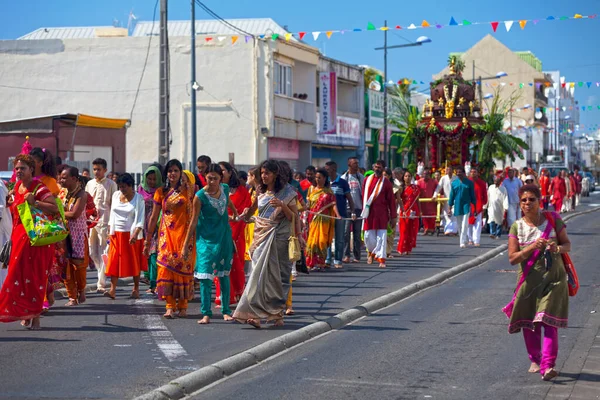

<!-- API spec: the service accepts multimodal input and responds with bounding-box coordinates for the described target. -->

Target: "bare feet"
[47,292,55,307]
[378,262,386,269]
[528,363,540,373]
[273,319,284,327]
[197,316,210,324]
[103,291,116,300]
[21,319,31,328]
[178,309,188,318]
[28,317,41,330]
[64,299,78,307]
[223,314,234,321]
[78,291,86,304]
[163,309,176,319]
[367,256,373,265]
[247,318,261,329]
[129,289,140,299]
[146,288,156,294]
[285,308,295,316]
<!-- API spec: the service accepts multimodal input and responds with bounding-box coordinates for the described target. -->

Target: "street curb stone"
[134,206,600,400]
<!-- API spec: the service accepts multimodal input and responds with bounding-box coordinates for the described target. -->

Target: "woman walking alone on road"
[0,154,58,330]
[305,169,338,271]
[235,160,299,328]
[397,170,421,256]
[185,164,238,325]
[138,165,163,294]
[507,184,571,381]
[105,173,146,300]
[145,160,196,319]
[215,162,251,306]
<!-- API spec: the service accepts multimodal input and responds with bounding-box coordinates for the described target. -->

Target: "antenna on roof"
[127,9,138,34]
[112,18,121,28]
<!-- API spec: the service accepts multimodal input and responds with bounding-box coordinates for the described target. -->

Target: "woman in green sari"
[138,165,163,294]
[184,164,238,325]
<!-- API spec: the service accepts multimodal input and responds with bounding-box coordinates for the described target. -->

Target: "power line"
[194,1,255,38]
[0,83,186,94]
[129,0,159,122]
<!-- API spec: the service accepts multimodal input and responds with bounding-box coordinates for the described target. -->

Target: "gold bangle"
[555,245,561,254]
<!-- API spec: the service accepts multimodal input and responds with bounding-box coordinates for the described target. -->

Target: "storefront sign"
[368,89,401,131]
[268,137,299,160]
[319,72,337,135]
[314,116,361,147]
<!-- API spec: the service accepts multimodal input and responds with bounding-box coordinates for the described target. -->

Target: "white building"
[0,19,329,172]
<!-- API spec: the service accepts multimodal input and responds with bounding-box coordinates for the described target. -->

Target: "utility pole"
[190,0,197,168]
[382,20,388,165]
[158,0,170,165]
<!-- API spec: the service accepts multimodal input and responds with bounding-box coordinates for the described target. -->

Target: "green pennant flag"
[271,33,279,41]
[519,83,524,88]
[578,82,583,87]
[367,22,376,31]
[559,16,569,20]
[462,19,472,26]
[412,80,418,84]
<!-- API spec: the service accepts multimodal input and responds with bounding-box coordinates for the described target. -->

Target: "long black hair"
[30,147,57,178]
[258,159,285,194]
[218,161,240,189]
[163,159,183,191]
[206,163,223,178]
[278,160,293,184]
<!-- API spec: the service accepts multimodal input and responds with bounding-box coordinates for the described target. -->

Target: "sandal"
[178,309,188,318]
[146,288,156,294]
[528,363,540,373]
[163,310,176,319]
[103,291,116,300]
[367,256,373,265]
[64,299,78,307]
[78,291,86,304]
[285,308,295,316]
[21,319,31,328]
[273,319,284,327]
[247,318,261,329]
[542,368,558,381]
[129,290,140,299]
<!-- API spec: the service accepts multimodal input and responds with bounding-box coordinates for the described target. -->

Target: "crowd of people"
[0,143,583,337]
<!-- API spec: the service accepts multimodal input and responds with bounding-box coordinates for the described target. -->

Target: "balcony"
[534,113,548,127]
[274,94,316,125]
[535,89,548,106]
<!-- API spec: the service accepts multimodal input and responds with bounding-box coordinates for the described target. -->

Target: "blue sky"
[1,0,599,136]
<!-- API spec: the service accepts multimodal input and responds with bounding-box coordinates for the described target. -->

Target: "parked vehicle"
[584,172,596,192]
[0,171,12,186]
[538,163,567,179]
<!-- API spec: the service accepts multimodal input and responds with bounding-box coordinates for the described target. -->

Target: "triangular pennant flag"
[436,24,443,29]
[505,21,514,32]
[271,33,279,41]
[312,32,320,40]
[412,80,418,84]
[588,106,592,110]
[380,26,389,31]
[582,106,585,111]
[533,19,540,24]
[546,16,555,20]
[353,28,362,32]
[586,82,592,88]
[519,20,527,29]
[285,33,292,41]
[367,22,376,31]
[559,16,569,20]
[299,32,306,40]
[574,14,583,19]
[519,83,524,88]
[561,83,566,88]
[326,31,333,39]
[231,36,238,44]
[245,36,251,43]
[528,82,533,86]
[403,78,410,85]
[205,37,213,42]
[422,20,430,28]
[395,25,402,29]
[491,21,499,32]
[258,34,265,39]
[449,17,458,26]
[462,20,472,26]
[597,82,600,87]
[217,36,226,42]
[590,14,598,19]
[408,24,417,29]
[578,82,583,87]
[570,82,575,88]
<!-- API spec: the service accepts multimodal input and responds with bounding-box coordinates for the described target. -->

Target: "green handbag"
[17,186,69,246]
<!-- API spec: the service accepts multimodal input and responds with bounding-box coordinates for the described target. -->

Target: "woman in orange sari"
[397,170,421,255]
[0,154,58,330]
[216,162,252,305]
[30,147,63,312]
[306,169,339,271]
[144,160,195,319]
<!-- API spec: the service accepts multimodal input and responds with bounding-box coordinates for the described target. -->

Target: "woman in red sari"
[397,170,421,255]
[0,154,58,330]
[215,162,252,305]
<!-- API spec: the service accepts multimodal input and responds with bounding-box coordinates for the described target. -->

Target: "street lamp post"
[375,34,431,166]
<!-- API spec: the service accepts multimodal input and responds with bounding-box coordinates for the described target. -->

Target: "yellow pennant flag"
[403,78,410,85]
[570,82,575,88]
[380,26,389,31]
[519,20,527,29]
[326,31,333,39]
[574,14,583,19]
[231,36,238,44]
[285,33,292,41]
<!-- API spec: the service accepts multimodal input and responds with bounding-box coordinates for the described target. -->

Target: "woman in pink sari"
[0,154,58,330]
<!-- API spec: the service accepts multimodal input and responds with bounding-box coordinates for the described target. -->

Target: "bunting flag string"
[189,12,596,44]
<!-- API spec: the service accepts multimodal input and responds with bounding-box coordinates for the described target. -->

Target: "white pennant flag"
[217,36,226,42]
[312,31,321,40]
[407,24,417,29]
[504,21,514,32]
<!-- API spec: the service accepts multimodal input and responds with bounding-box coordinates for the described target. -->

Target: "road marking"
[114,344,132,347]
[135,299,190,362]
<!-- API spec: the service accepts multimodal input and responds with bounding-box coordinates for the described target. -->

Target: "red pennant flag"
[298,32,306,40]
[561,83,566,88]
[205,37,213,42]
[491,21,499,32]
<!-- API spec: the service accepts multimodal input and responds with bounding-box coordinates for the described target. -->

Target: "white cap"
[525,175,534,181]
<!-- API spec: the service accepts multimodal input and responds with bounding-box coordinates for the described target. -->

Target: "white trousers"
[442,203,458,234]
[364,229,387,261]
[89,224,109,289]
[507,203,519,228]
[576,193,581,207]
[456,213,470,247]
[467,213,482,245]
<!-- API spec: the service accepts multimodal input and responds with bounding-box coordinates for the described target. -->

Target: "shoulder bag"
[546,212,579,296]
[17,184,69,246]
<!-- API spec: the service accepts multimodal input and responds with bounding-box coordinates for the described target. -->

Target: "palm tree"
[477,86,529,178]
[387,86,421,167]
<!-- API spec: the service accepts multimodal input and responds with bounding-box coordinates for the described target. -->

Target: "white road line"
[135,299,190,362]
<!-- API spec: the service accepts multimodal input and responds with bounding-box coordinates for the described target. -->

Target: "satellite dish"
[369,81,381,91]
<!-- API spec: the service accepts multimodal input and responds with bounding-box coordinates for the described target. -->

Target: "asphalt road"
[195,204,600,400]
[0,193,598,399]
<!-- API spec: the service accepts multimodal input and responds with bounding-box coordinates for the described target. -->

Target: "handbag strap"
[510,211,555,301]
[290,213,296,238]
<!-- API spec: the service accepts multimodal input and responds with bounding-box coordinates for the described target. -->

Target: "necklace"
[205,186,220,197]
[524,212,542,227]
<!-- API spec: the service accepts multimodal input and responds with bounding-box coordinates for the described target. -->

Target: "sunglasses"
[520,197,538,203]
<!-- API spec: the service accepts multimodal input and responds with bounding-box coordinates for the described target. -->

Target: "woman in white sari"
[234,160,298,329]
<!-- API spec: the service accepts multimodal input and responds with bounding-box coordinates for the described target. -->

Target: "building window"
[274,62,292,97]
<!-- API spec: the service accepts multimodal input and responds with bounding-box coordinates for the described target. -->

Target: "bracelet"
[555,245,561,254]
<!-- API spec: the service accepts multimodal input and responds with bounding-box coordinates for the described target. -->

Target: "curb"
[135,207,600,400]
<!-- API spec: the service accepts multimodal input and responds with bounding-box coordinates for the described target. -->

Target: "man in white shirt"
[485,174,508,239]
[502,169,523,228]
[85,158,118,293]
[434,166,458,235]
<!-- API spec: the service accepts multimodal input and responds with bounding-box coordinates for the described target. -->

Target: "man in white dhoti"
[485,175,508,239]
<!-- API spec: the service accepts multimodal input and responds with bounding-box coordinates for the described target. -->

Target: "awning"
[75,114,129,129]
